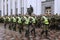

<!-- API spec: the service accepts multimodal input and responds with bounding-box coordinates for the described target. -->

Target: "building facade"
[54,0,60,15]
[0,0,60,16]
[41,0,54,14]
[0,0,1,16]
[0,0,42,16]
[41,0,60,15]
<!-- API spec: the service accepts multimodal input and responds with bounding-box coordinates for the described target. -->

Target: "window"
[7,4,8,16]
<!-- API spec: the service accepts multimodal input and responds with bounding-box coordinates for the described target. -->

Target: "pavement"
[0,23,60,40]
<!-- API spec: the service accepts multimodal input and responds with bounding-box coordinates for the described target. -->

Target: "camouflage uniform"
[24,16,30,37]
[17,16,23,33]
[8,17,11,30]
[11,16,16,31]
[41,16,49,38]
[30,16,36,37]
[4,16,9,29]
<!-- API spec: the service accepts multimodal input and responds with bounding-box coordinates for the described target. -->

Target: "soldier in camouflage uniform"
[4,15,9,29]
[3,16,6,29]
[8,16,11,30]
[11,15,16,31]
[17,15,23,33]
[10,16,13,30]
[13,16,16,31]
[24,15,30,37]
[30,16,36,37]
[41,14,49,38]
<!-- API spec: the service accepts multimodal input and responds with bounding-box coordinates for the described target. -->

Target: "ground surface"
[0,23,60,40]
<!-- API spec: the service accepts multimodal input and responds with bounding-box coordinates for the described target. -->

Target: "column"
[5,0,7,15]
[8,0,11,16]
[24,0,27,14]
[12,0,15,15]
[10,0,12,15]
[17,0,18,15]
[1,0,3,16]
[22,0,24,15]
[15,0,18,15]
[20,0,22,14]
[20,0,24,15]
[54,0,60,15]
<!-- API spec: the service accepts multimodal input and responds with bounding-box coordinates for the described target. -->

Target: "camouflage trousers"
[41,24,49,38]
[18,23,23,33]
[4,22,8,29]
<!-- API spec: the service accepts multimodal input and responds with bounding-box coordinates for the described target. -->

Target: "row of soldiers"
[2,14,50,38]
[3,14,60,38]
[3,15,37,37]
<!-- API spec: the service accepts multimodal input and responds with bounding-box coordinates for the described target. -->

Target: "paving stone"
[0,23,60,40]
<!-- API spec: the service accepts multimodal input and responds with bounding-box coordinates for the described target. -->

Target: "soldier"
[3,16,10,34]
[8,16,11,30]
[30,16,36,37]
[24,15,30,37]
[6,16,11,29]
[3,16,6,29]
[36,16,42,28]
[15,15,18,31]
[4,16,8,29]
[11,16,16,31]
[17,16,22,33]
[41,14,49,38]
[10,16,13,30]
